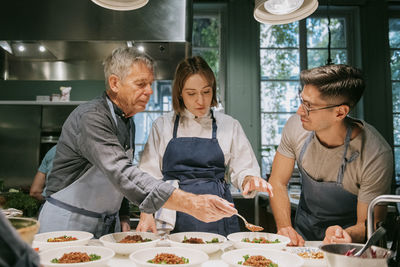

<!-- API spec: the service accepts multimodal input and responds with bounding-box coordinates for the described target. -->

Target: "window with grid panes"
[132,13,222,164]
[192,13,223,107]
[389,18,400,182]
[260,16,348,176]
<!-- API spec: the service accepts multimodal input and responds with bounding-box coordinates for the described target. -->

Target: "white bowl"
[33,231,93,252]
[99,231,160,255]
[39,245,115,267]
[129,247,209,267]
[227,232,290,250]
[283,246,326,267]
[167,232,227,254]
[221,248,304,267]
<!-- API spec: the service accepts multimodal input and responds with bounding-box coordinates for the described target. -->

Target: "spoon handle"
[354,226,386,257]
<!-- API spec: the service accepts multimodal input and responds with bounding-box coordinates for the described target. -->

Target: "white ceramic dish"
[33,231,93,251]
[221,248,304,267]
[39,245,115,267]
[283,246,326,267]
[227,232,290,250]
[99,231,160,255]
[167,232,227,254]
[129,246,209,267]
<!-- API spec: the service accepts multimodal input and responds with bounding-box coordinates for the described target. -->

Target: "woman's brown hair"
[172,56,218,114]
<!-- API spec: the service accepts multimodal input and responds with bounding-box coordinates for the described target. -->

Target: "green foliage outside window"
[193,16,220,87]
[389,18,400,179]
[260,17,347,175]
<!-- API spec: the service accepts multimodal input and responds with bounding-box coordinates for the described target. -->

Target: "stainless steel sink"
[367,194,400,238]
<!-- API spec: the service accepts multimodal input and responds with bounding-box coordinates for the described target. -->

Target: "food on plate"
[47,235,78,242]
[118,234,152,243]
[297,251,324,259]
[50,252,101,263]
[246,225,264,232]
[182,235,220,244]
[147,253,189,264]
[241,237,280,244]
[237,254,278,267]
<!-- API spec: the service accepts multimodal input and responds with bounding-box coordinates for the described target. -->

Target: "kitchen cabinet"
[0,101,83,189]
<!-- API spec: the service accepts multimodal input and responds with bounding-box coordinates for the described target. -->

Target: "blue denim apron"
[162,111,239,236]
[294,127,359,240]
[38,97,133,238]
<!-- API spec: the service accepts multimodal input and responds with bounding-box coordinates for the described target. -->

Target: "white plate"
[33,231,93,251]
[39,245,115,267]
[283,246,326,267]
[168,232,227,254]
[221,248,304,267]
[227,232,290,250]
[129,247,209,267]
[99,231,160,255]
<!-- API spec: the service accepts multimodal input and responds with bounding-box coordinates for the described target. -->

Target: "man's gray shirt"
[45,93,175,213]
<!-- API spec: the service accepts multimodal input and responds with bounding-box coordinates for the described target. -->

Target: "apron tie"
[101,213,118,236]
[46,196,118,235]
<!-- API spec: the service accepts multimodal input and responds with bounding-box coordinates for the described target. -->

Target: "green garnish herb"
[206,238,219,243]
[89,254,101,261]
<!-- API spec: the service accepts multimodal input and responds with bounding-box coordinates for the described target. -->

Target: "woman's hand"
[242,176,273,197]
[136,213,157,233]
[120,221,131,232]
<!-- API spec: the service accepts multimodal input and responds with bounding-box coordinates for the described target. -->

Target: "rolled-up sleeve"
[79,112,175,213]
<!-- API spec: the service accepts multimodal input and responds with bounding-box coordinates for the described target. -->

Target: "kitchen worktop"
[94,240,325,267]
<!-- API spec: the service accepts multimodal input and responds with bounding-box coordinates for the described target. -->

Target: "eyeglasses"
[298,93,345,117]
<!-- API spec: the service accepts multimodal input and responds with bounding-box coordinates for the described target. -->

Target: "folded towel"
[154,180,179,235]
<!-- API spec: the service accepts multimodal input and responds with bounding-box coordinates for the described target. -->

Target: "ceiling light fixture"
[18,45,25,52]
[39,45,46,52]
[137,45,145,53]
[90,0,148,11]
[254,0,318,25]
[0,41,13,54]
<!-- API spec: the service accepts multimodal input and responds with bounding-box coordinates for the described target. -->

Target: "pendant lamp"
[254,0,318,25]
[91,0,148,11]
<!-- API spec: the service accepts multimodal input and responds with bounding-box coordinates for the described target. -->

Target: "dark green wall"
[0,80,105,101]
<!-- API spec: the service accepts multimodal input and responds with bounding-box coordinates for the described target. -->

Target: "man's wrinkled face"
[114,62,154,117]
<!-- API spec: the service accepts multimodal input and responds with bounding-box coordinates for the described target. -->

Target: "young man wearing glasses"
[269,64,393,245]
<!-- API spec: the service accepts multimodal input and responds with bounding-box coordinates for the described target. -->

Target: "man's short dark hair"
[300,64,365,109]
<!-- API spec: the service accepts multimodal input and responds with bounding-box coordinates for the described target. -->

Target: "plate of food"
[283,246,326,266]
[99,231,160,255]
[227,232,290,250]
[167,232,226,254]
[39,245,114,267]
[221,248,304,267]
[32,231,93,251]
[129,247,209,267]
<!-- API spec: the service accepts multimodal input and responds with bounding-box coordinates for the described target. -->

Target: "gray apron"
[294,127,359,240]
[38,98,133,238]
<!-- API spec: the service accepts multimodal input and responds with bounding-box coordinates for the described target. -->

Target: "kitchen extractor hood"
[0,0,192,80]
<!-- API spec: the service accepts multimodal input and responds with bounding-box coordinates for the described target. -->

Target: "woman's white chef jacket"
[139,109,261,193]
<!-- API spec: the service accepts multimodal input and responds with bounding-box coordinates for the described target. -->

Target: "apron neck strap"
[106,97,134,150]
[106,97,118,127]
